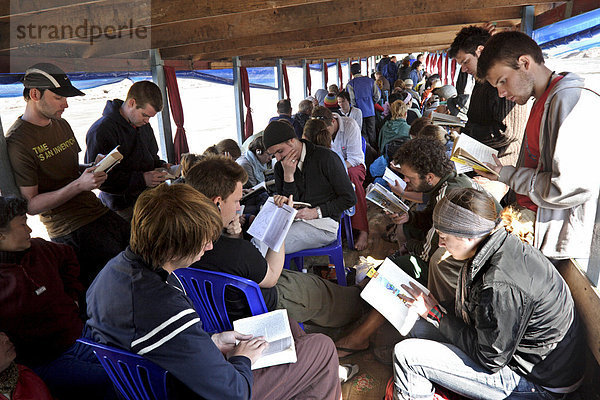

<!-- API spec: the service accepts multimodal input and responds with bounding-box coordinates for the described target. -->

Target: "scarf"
[244,151,268,185]
[0,362,19,396]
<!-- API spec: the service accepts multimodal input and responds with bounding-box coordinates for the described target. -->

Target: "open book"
[233,309,297,370]
[360,258,430,335]
[93,146,123,174]
[241,181,268,204]
[247,197,297,252]
[162,164,181,180]
[450,134,499,176]
[366,183,410,215]
[431,111,466,127]
[382,167,406,191]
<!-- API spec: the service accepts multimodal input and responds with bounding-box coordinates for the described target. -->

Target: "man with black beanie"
[263,120,356,254]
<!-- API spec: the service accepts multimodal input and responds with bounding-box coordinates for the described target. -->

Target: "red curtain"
[425,54,430,74]
[337,60,343,90]
[163,66,188,163]
[451,59,457,86]
[437,53,443,76]
[282,63,290,100]
[240,66,253,140]
[444,54,449,84]
[306,63,312,95]
[323,62,328,87]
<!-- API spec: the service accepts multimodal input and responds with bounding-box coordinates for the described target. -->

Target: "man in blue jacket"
[346,63,381,150]
[85,81,169,220]
[85,183,342,399]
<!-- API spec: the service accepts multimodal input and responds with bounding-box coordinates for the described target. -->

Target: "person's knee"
[394,339,421,369]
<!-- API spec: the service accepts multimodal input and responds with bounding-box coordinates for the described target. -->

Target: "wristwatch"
[315,206,322,219]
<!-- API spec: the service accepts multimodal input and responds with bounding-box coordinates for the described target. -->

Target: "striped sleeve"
[131,308,200,355]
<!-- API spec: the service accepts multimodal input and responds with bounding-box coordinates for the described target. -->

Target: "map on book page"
[360,258,429,335]
[366,183,410,215]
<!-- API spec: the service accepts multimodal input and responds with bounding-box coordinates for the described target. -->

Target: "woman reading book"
[393,188,584,399]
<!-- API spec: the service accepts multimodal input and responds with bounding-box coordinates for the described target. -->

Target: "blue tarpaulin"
[533,9,600,56]
[0,68,278,98]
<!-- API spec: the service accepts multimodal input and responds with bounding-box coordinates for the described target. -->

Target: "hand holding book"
[398,281,440,319]
[479,154,503,181]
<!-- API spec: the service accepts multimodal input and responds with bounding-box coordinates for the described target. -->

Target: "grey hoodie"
[499,72,600,260]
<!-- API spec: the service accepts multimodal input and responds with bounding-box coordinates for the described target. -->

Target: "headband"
[433,197,497,238]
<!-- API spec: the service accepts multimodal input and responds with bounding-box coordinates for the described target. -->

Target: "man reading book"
[85,81,170,221]
[476,31,600,268]
[5,63,129,287]
[85,183,342,399]
[186,155,366,328]
[263,120,356,253]
[336,138,492,358]
[449,25,528,202]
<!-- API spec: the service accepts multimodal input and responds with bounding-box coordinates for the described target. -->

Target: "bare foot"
[355,230,369,251]
[335,336,370,358]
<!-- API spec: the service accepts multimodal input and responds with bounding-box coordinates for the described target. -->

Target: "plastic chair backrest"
[173,268,268,333]
[361,136,367,154]
[77,338,169,400]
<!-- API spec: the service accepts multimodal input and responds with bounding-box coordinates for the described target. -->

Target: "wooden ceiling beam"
[236,32,456,60]
[2,0,558,57]
[161,9,521,60]
[0,0,331,21]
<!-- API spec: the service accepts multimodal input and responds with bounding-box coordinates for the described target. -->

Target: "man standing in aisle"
[346,63,381,150]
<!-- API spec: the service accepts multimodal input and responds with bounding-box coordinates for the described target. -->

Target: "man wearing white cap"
[5,63,129,287]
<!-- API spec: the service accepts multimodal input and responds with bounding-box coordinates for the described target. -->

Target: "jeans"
[33,340,117,400]
[393,319,564,400]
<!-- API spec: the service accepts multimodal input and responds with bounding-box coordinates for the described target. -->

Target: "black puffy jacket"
[439,229,584,389]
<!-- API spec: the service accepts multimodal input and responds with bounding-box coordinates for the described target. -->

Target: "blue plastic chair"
[361,136,367,154]
[173,268,268,333]
[77,338,169,400]
[342,212,355,250]
[284,222,347,286]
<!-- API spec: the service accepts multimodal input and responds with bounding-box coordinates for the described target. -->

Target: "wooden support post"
[150,49,175,163]
[588,202,600,286]
[232,56,245,146]
[335,58,340,87]
[347,58,352,79]
[276,58,285,100]
[302,59,308,98]
[0,115,19,197]
[321,59,327,89]
[521,5,535,36]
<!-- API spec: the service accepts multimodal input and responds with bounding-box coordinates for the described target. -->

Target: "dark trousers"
[52,210,130,288]
[361,116,377,152]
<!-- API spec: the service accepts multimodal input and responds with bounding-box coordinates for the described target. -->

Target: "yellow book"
[450,134,500,177]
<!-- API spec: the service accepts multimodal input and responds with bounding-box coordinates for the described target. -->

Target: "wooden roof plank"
[161,8,522,59]
[2,0,558,57]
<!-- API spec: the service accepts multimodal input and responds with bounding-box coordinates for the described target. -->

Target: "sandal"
[339,364,360,383]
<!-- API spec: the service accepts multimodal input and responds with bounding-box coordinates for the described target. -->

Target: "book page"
[247,198,297,252]
[94,146,123,174]
[452,134,498,166]
[360,258,429,335]
[366,183,410,215]
[383,167,406,191]
[233,309,297,369]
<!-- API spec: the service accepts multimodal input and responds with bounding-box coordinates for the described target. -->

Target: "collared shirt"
[331,114,364,168]
[298,143,307,171]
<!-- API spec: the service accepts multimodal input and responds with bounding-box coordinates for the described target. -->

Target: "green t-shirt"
[6,117,108,238]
